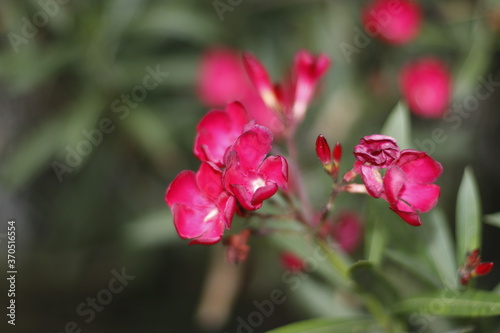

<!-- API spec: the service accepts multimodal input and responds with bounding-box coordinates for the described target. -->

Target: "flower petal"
[397,149,443,183]
[400,183,440,213]
[258,155,288,190]
[384,165,406,205]
[390,207,422,226]
[360,165,384,198]
[226,125,273,170]
[196,162,224,202]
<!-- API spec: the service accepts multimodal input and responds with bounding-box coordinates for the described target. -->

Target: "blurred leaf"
[393,290,500,317]
[266,317,377,333]
[456,167,481,267]
[290,278,360,318]
[422,209,458,288]
[0,44,78,93]
[121,106,177,167]
[132,4,218,44]
[381,101,411,149]
[349,261,400,308]
[484,212,500,228]
[365,199,388,266]
[269,233,349,289]
[385,250,441,288]
[0,117,62,189]
[123,209,178,248]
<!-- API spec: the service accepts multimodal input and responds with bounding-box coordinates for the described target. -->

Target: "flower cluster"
[166,102,288,244]
[352,134,443,226]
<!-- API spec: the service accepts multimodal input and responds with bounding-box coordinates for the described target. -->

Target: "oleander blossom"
[223,125,288,210]
[193,102,248,167]
[362,0,422,45]
[165,162,236,245]
[243,50,330,131]
[383,150,442,226]
[354,135,400,198]
[399,57,452,118]
[353,135,442,226]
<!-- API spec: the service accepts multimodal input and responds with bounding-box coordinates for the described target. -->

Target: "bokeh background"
[1,0,500,332]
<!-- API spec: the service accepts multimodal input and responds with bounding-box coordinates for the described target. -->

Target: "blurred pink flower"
[280,252,305,272]
[320,211,363,253]
[399,58,452,118]
[165,162,236,245]
[197,47,284,137]
[193,102,248,167]
[383,149,442,226]
[223,125,288,210]
[197,48,249,106]
[362,0,422,45]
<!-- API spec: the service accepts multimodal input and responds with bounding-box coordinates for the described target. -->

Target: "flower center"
[251,177,266,192]
[203,208,218,223]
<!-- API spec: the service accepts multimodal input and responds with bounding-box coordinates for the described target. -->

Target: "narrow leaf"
[266,317,376,333]
[423,209,458,288]
[349,261,400,308]
[393,290,500,317]
[484,212,500,228]
[381,101,411,149]
[456,167,481,267]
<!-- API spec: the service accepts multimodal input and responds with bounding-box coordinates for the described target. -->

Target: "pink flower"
[362,0,422,45]
[165,162,236,245]
[223,125,288,210]
[354,135,400,198]
[292,50,331,122]
[383,150,442,226]
[196,47,285,137]
[354,134,400,167]
[320,212,363,254]
[281,252,305,273]
[243,50,330,129]
[193,102,248,167]
[197,48,249,106]
[399,58,452,118]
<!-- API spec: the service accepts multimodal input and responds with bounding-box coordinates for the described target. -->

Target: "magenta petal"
[400,183,440,213]
[229,184,259,210]
[171,203,211,239]
[390,207,422,226]
[360,165,384,198]
[397,150,443,183]
[221,194,236,229]
[251,183,278,206]
[384,166,406,206]
[166,170,203,207]
[259,156,288,190]
[196,162,223,202]
[228,125,273,170]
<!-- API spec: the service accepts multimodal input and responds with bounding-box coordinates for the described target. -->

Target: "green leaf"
[393,290,500,317]
[266,317,376,333]
[422,209,458,288]
[349,261,400,308]
[484,212,500,228]
[122,209,179,248]
[385,250,441,288]
[365,200,388,265]
[456,167,482,267]
[269,233,349,289]
[381,101,412,149]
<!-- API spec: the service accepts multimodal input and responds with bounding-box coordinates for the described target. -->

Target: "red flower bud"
[315,135,332,166]
[333,142,342,165]
[474,262,494,276]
